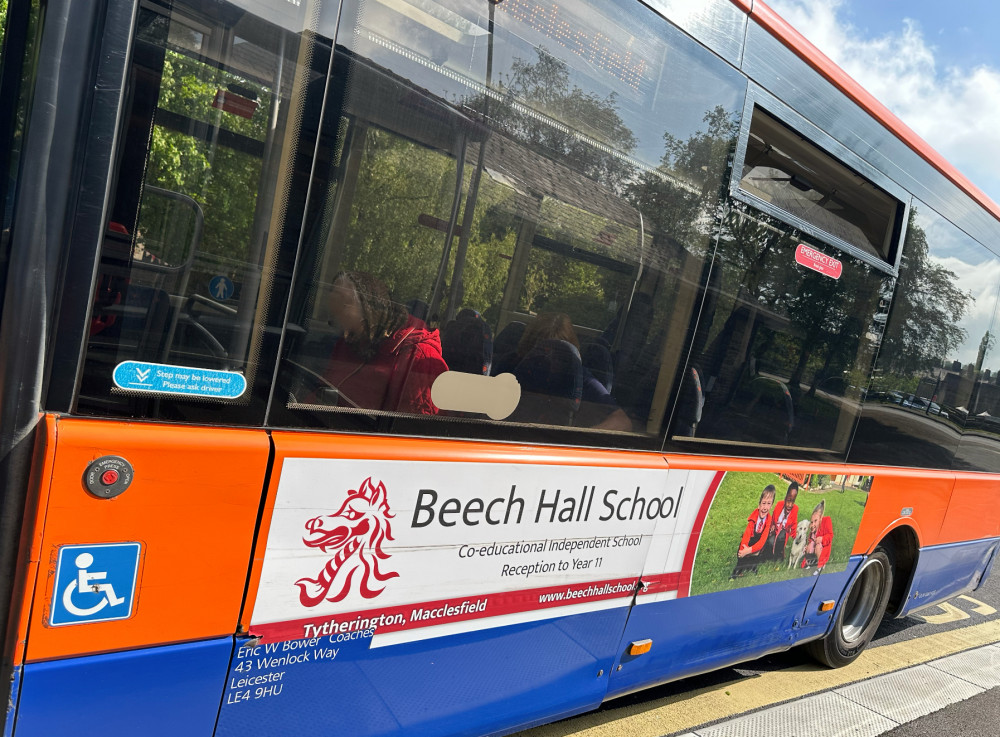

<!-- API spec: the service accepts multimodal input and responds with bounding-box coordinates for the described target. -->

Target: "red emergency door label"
[795,244,842,279]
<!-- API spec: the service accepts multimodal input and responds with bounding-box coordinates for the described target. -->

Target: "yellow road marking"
[517,619,1000,737]
[920,602,971,624]
[958,595,997,616]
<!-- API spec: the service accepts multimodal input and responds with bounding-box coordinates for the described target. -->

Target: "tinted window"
[851,204,999,470]
[0,0,40,293]
[668,203,889,460]
[271,0,746,446]
[75,0,326,423]
[959,303,1000,472]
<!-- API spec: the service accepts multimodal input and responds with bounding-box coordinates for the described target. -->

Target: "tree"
[0,0,7,49]
[976,330,995,372]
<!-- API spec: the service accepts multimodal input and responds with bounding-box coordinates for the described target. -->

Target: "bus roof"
[744,0,1000,225]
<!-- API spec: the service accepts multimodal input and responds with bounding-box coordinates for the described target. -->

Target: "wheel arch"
[874,524,919,618]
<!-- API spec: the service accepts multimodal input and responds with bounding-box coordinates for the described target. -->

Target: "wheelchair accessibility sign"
[49,543,141,626]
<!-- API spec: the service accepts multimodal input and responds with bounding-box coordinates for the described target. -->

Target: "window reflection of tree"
[852,209,980,469]
[618,106,738,428]
[692,204,884,451]
[878,211,972,381]
[470,49,639,192]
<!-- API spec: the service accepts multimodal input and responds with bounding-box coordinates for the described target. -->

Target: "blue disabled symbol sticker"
[50,543,141,626]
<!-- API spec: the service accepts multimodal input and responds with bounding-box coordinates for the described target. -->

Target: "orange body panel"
[268,432,670,468]
[23,418,995,660]
[940,476,1000,544]
[25,418,270,662]
[7,415,58,667]
[745,0,1000,224]
[853,473,953,554]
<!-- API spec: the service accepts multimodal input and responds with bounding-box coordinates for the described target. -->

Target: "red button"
[101,469,119,485]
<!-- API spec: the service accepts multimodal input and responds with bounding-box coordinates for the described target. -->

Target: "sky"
[766,1,1000,365]
[767,0,1000,206]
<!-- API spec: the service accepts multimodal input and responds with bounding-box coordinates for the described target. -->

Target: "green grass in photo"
[689,471,868,596]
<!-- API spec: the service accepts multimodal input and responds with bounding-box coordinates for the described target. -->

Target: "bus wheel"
[807,547,893,668]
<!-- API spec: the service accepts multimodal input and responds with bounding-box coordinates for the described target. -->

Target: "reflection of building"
[782,472,811,487]
[915,363,973,409]
[830,474,869,490]
[779,472,870,492]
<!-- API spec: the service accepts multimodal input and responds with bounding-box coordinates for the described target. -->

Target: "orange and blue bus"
[1,0,999,735]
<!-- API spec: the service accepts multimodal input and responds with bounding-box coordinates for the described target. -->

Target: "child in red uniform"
[731,485,775,578]
[801,500,834,572]
[323,271,447,414]
[764,482,799,563]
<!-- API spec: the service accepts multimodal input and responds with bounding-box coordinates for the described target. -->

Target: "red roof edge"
[730,0,1000,224]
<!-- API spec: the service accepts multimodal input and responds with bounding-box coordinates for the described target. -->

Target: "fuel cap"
[84,456,134,499]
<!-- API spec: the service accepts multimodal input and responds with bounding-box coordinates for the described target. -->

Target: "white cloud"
[767,0,1000,206]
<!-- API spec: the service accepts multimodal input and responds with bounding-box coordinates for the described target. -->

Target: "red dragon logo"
[295,477,399,607]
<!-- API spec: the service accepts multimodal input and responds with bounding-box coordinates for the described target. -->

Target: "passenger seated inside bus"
[320,271,447,414]
[441,309,493,376]
[506,313,632,431]
[491,321,526,376]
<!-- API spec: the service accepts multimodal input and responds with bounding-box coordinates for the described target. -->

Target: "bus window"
[853,203,1000,470]
[75,0,326,423]
[0,0,40,304]
[669,204,890,459]
[272,0,746,447]
[736,104,905,266]
[960,315,1000,472]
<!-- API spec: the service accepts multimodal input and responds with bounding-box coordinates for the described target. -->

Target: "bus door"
[248,24,662,735]
[605,94,908,695]
[11,2,336,735]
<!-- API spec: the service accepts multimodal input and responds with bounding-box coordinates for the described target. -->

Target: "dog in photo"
[787,519,811,569]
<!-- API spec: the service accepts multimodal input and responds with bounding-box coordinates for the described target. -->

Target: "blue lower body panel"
[4,667,20,737]
[216,607,629,737]
[14,637,234,737]
[902,537,1000,616]
[605,560,862,701]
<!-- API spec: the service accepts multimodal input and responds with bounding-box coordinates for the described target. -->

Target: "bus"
[0,0,998,735]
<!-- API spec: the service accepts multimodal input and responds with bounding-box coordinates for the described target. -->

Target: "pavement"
[675,641,1000,737]
[880,686,1000,737]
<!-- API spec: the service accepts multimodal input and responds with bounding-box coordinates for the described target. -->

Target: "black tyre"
[806,547,893,668]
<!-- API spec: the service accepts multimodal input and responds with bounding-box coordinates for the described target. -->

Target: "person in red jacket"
[801,500,834,572]
[731,485,775,578]
[323,271,447,414]
[764,481,799,563]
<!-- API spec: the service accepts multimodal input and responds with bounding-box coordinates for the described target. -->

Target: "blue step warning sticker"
[113,361,247,399]
[50,543,142,626]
